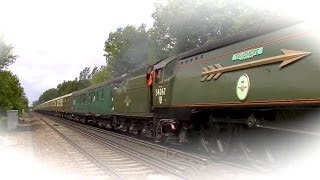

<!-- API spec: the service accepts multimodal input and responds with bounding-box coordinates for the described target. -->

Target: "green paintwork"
[153,80,175,107]
[71,86,113,117]
[112,69,152,117]
[152,56,177,107]
[87,87,112,116]
[169,22,320,107]
[232,47,264,61]
[72,93,88,114]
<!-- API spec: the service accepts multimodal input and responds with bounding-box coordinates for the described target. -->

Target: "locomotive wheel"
[239,125,281,170]
[200,116,233,160]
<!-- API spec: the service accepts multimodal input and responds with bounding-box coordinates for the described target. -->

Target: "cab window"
[164,60,176,80]
[155,68,163,83]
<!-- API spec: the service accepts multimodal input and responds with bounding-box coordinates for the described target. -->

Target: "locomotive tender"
[35,19,320,164]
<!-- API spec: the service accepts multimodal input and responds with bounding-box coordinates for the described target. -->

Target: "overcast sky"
[0,0,163,104]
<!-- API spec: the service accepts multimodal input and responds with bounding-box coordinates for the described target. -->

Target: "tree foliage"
[57,79,90,96]
[79,67,91,80]
[36,67,94,104]
[149,0,277,57]
[99,0,278,82]
[32,100,39,108]
[0,71,28,112]
[79,66,99,80]
[104,24,150,77]
[37,79,91,104]
[90,66,98,79]
[0,39,27,112]
[91,66,110,85]
[0,38,18,70]
[38,88,58,103]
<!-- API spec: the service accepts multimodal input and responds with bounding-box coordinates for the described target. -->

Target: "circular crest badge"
[236,74,250,101]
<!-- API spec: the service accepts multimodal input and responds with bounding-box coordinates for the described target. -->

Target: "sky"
[0,0,164,105]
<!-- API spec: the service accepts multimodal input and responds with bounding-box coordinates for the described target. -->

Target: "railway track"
[38,113,208,179]
[37,113,264,179]
[40,115,177,179]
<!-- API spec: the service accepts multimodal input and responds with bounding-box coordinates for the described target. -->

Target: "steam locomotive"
[36,19,320,168]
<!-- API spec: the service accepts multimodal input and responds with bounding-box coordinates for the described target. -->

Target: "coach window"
[101,90,104,102]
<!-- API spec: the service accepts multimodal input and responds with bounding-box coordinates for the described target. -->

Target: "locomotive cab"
[151,56,193,123]
[152,56,178,108]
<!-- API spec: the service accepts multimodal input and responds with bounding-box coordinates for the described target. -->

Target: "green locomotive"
[36,19,320,167]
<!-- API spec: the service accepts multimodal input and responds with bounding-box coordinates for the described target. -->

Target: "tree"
[37,66,94,104]
[38,88,58,103]
[91,66,110,85]
[37,79,91,104]
[0,71,28,112]
[32,100,39,108]
[89,66,98,79]
[77,79,91,90]
[0,38,18,70]
[99,0,278,80]
[79,67,91,80]
[0,39,27,112]
[79,66,99,80]
[56,79,90,96]
[149,0,278,59]
[104,24,150,77]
